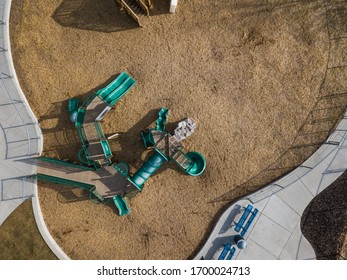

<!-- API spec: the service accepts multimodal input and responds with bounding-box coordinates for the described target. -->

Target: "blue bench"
[235,204,258,236]
[216,204,258,261]
[241,208,258,236]
[226,247,236,260]
[218,243,231,260]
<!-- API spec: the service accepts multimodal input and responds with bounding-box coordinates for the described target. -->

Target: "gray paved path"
[0,0,41,225]
[195,126,347,260]
[0,0,69,260]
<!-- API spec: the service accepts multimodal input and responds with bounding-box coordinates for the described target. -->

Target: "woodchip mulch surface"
[6,0,347,259]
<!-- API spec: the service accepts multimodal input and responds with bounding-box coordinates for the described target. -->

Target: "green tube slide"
[113,195,130,216]
[141,130,154,148]
[129,150,167,190]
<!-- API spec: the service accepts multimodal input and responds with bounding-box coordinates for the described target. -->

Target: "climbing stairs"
[116,0,150,27]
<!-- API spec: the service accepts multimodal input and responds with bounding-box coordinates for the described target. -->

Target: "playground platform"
[73,73,135,168]
[32,158,128,198]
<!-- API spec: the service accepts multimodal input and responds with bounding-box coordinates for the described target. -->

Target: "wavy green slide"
[155,107,169,131]
[96,72,136,106]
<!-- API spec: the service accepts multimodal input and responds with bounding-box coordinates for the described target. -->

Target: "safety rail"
[36,174,94,190]
[37,157,94,171]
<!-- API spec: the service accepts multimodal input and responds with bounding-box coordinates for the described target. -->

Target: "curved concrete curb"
[32,185,70,260]
[195,118,347,260]
[195,126,347,259]
[1,0,69,260]
[0,0,42,224]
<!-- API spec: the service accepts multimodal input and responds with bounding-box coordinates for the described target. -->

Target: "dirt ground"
[8,0,347,259]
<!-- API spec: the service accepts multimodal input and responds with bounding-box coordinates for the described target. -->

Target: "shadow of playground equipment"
[37,73,184,178]
[107,108,189,177]
[38,73,125,160]
[52,0,138,33]
[211,93,347,204]
[38,100,81,161]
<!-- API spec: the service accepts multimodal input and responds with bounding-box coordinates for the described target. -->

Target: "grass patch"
[0,200,57,260]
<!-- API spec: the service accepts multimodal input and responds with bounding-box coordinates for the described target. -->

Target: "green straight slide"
[113,195,130,216]
[96,72,136,106]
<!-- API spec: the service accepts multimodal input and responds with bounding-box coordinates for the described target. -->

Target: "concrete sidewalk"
[0,1,42,225]
[0,0,69,260]
[195,127,347,260]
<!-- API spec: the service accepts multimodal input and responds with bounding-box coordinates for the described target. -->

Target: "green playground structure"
[96,72,135,106]
[34,72,206,216]
[70,72,136,168]
[129,150,166,191]
[155,107,169,131]
[113,195,130,216]
[68,98,79,123]
[128,108,207,190]
[185,152,206,176]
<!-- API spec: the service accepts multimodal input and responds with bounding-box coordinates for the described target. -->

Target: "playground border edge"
[4,0,70,260]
